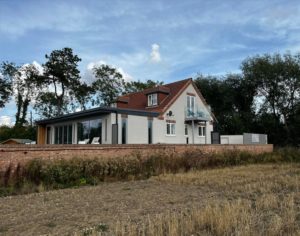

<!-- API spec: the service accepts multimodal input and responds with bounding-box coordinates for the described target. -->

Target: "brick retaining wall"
[0,144,273,171]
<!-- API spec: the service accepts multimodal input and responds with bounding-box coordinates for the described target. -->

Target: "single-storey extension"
[36,78,215,145]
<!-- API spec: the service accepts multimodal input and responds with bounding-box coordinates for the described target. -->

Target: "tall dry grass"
[0,147,299,197]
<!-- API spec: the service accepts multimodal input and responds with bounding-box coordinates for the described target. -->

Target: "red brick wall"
[0,144,273,171]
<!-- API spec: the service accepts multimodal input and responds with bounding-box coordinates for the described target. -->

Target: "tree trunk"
[15,93,23,126]
[19,99,30,126]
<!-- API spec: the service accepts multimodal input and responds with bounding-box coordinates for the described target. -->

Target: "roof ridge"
[119,78,192,97]
[163,77,192,86]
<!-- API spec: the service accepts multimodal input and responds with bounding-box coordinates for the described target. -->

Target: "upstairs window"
[148,93,158,106]
[187,95,195,116]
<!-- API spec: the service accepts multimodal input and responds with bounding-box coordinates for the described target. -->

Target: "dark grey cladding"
[36,107,159,125]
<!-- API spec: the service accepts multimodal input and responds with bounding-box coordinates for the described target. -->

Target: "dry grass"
[0,164,299,235]
[78,164,300,236]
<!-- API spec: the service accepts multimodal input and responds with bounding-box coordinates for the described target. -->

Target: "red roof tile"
[116,78,193,114]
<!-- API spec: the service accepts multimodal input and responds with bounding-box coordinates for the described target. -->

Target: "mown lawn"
[0,164,299,235]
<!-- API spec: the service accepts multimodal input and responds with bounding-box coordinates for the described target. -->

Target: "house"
[36,78,215,145]
[1,139,34,145]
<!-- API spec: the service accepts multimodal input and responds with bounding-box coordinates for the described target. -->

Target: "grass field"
[0,163,299,235]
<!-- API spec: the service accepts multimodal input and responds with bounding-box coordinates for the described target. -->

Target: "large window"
[187,95,195,117]
[54,124,72,144]
[77,121,89,141]
[148,93,158,106]
[166,122,175,136]
[77,119,102,144]
[198,125,206,137]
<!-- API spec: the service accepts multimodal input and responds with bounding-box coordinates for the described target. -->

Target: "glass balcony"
[185,106,210,121]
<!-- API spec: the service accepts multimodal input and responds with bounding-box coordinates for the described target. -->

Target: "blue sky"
[1,0,300,124]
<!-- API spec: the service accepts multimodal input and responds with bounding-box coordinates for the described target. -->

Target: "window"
[187,95,195,117]
[68,125,73,144]
[54,124,73,144]
[77,119,102,144]
[148,93,158,106]
[166,122,176,135]
[54,127,59,144]
[198,125,206,137]
[185,124,188,136]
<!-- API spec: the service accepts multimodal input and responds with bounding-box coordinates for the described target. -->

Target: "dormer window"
[148,93,158,106]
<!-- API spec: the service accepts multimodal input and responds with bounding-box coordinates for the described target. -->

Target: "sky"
[1,0,300,125]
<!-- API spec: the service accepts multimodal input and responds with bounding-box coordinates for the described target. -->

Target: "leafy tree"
[242,52,300,145]
[0,63,13,108]
[124,79,164,93]
[0,62,39,126]
[91,64,125,106]
[194,74,256,134]
[72,82,93,110]
[35,47,82,117]
[34,92,68,118]
[0,125,36,142]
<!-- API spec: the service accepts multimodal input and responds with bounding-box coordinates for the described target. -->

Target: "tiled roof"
[117,78,193,113]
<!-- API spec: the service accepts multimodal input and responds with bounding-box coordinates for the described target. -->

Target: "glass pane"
[77,121,89,143]
[54,127,59,144]
[77,123,83,143]
[90,119,102,144]
[171,124,175,135]
[68,125,72,144]
[166,123,170,135]
[191,97,195,113]
[58,126,63,144]
[63,125,68,144]
[203,127,206,136]
[153,94,157,105]
[148,95,152,106]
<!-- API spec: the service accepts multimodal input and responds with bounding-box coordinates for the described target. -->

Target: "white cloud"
[0,116,13,126]
[82,60,133,84]
[150,43,161,63]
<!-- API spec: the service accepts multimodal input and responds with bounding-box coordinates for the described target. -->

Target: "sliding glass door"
[54,124,73,144]
[77,119,102,144]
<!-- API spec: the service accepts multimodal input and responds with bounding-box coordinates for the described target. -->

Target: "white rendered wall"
[153,83,214,144]
[127,115,148,144]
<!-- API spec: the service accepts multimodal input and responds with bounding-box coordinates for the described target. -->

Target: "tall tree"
[91,64,125,106]
[194,74,256,134]
[242,52,300,145]
[35,48,82,117]
[0,62,39,126]
[72,82,93,111]
[124,79,164,93]
[0,62,13,108]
